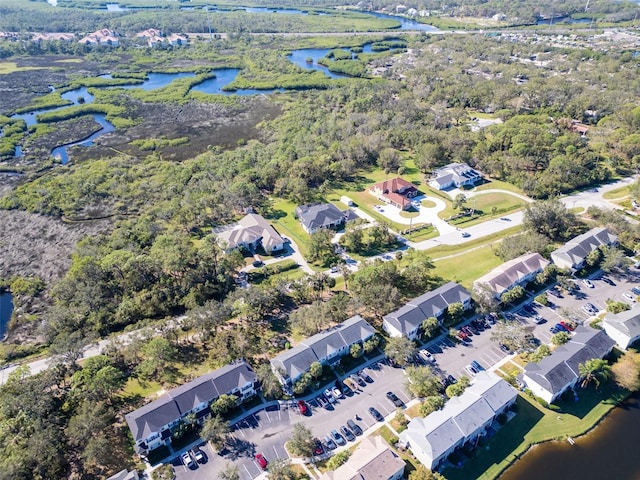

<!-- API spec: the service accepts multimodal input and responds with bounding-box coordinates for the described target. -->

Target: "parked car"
[631,286,640,296]
[582,303,598,315]
[623,292,637,303]
[358,370,373,383]
[182,452,197,469]
[547,287,561,298]
[351,373,366,387]
[298,400,309,415]
[324,388,336,404]
[461,231,471,238]
[331,429,346,446]
[533,315,546,325]
[499,343,512,354]
[191,446,206,464]
[386,391,404,408]
[461,326,474,336]
[255,453,268,470]
[313,439,324,456]
[522,304,535,314]
[419,349,436,364]
[340,425,356,442]
[554,323,570,333]
[447,374,457,385]
[252,259,264,268]
[465,364,478,376]
[549,325,561,334]
[603,277,616,286]
[582,279,595,289]
[347,419,363,436]
[368,406,384,422]
[317,395,328,409]
[324,436,337,450]
[457,330,469,341]
[333,386,344,400]
[559,321,575,331]
[471,360,484,371]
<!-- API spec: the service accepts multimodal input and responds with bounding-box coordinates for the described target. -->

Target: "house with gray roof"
[107,470,139,480]
[522,326,615,404]
[383,282,472,340]
[603,302,640,349]
[217,213,285,254]
[429,163,483,191]
[271,315,376,385]
[125,360,257,456]
[318,435,405,480]
[295,203,356,234]
[399,372,517,470]
[473,252,550,300]
[551,227,618,271]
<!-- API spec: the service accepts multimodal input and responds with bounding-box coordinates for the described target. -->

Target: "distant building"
[383,282,472,340]
[318,435,405,480]
[400,372,517,470]
[602,303,640,350]
[79,28,119,46]
[136,28,162,38]
[521,326,615,404]
[270,315,376,386]
[217,213,285,255]
[429,163,482,191]
[295,203,357,234]
[473,252,550,299]
[125,360,257,456]
[551,227,618,271]
[369,177,418,210]
[32,32,75,42]
[167,33,188,46]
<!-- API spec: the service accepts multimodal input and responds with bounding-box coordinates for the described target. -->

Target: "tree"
[606,299,630,314]
[326,451,350,470]
[152,464,176,480]
[267,459,299,480]
[534,293,548,306]
[384,337,417,367]
[350,342,363,358]
[363,334,380,353]
[490,320,532,352]
[420,395,446,416]
[288,423,316,457]
[500,285,526,305]
[453,193,467,211]
[579,358,611,389]
[308,228,338,266]
[136,337,176,382]
[612,350,640,391]
[445,376,470,397]
[256,363,283,400]
[220,464,241,480]
[421,317,440,339]
[201,415,229,450]
[600,245,631,273]
[551,331,571,345]
[473,282,499,314]
[585,248,602,267]
[211,394,237,415]
[523,199,580,241]
[404,365,441,398]
[495,232,551,261]
[70,355,125,402]
[446,302,464,324]
[309,361,323,379]
[409,464,447,480]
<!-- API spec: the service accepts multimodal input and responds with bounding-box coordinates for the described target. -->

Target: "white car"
[419,349,436,364]
[181,452,196,469]
[582,279,595,288]
[622,292,637,303]
[324,388,336,403]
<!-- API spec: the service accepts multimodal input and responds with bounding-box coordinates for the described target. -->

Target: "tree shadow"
[223,436,256,460]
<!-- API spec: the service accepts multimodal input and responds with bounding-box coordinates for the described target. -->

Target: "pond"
[0,292,13,341]
[498,392,640,480]
[365,11,441,31]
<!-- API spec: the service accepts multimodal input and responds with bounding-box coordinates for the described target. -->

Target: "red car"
[559,321,575,331]
[255,453,268,470]
[297,400,309,415]
[457,330,469,340]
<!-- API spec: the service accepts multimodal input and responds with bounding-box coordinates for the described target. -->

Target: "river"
[0,292,13,341]
[499,392,640,480]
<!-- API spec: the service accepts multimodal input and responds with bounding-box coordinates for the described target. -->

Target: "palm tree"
[201,414,230,450]
[579,358,611,389]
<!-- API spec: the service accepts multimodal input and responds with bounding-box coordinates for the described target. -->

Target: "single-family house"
[125,360,257,456]
[295,203,357,234]
[429,163,483,191]
[602,303,640,349]
[551,227,618,271]
[521,326,615,404]
[167,33,188,46]
[399,372,517,470]
[473,252,550,300]
[270,315,376,386]
[383,282,472,340]
[318,435,405,480]
[136,28,162,38]
[369,177,418,210]
[217,213,285,254]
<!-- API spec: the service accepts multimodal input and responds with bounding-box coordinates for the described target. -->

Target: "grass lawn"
[399,210,420,218]
[602,185,630,200]
[421,199,437,208]
[405,226,439,242]
[475,179,526,195]
[443,385,631,480]
[424,225,522,259]
[405,402,422,419]
[432,245,503,289]
[267,198,311,258]
[439,192,525,223]
[0,62,43,74]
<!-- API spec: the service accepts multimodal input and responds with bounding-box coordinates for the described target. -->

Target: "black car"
[358,370,373,383]
[368,407,384,422]
[603,277,616,286]
[386,391,404,408]
[447,374,457,385]
[340,425,355,442]
[313,439,324,456]
[347,419,363,436]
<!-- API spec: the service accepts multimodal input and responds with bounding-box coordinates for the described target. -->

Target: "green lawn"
[439,192,525,223]
[602,185,630,200]
[424,225,522,260]
[432,245,503,289]
[266,198,311,258]
[444,385,631,480]
[475,179,526,195]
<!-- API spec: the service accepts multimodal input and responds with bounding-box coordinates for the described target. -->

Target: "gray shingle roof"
[474,252,549,296]
[603,302,640,340]
[217,213,284,252]
[551,227,618,270]
[523,326,615,396]
[384,282,471,335]
[295,203,347,231]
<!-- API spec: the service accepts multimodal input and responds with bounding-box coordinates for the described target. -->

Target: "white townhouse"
[602,303,640,350]
[473,252,549,300]
[551,227,618,271]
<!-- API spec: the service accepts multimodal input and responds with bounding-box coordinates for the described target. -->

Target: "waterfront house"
[270,315,376,386]
[473,252,550,300]
[217,213,285,255]
[125,360,257,456]
[383,282,472,340]
[521,326,615,404]
[369,177,418,210]
[318,435,405,480]
[399,372,517,470]
[428,163,483,191]
[602,303,640,350]
[551,227,618,271]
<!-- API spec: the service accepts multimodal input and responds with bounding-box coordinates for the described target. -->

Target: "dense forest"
[1,2,640,476]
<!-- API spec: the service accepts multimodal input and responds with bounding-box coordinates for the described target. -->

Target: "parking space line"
[243,463,253,480]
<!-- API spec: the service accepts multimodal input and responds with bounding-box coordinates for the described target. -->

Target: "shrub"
[326,451,350,470]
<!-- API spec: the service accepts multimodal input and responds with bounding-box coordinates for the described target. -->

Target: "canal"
[499,392,640,480]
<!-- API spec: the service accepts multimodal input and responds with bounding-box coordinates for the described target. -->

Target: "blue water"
[288,43,392,78]
[0,292,13,341]
[119,71,196,90]
[51,114,116,164]
[365,11,440,31]
[191,69,283,95]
